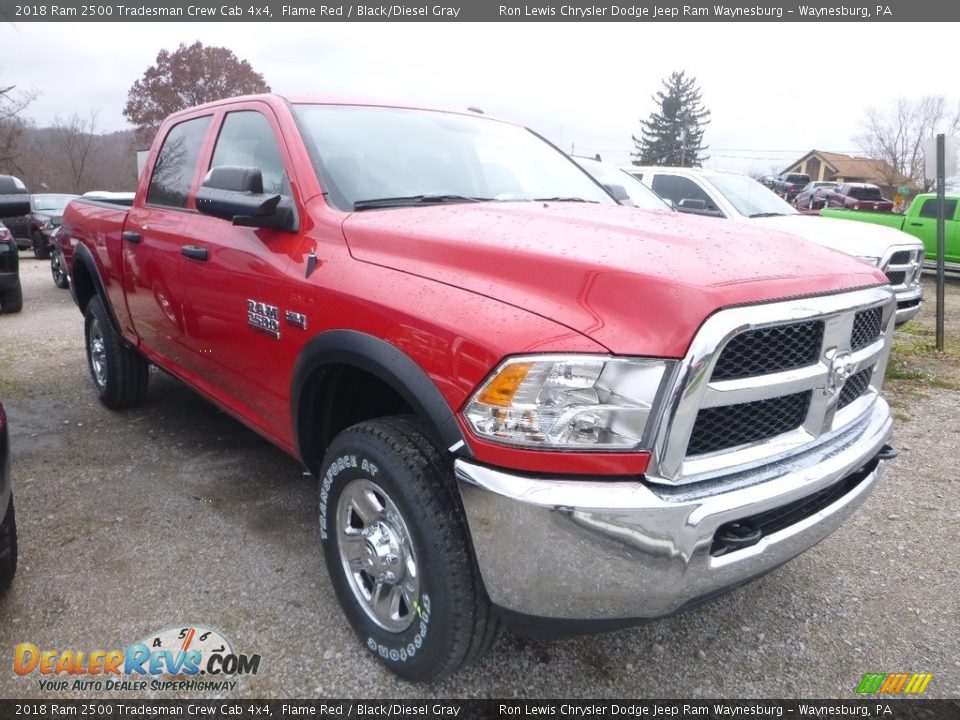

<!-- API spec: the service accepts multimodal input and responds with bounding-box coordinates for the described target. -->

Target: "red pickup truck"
[61,95,898,681]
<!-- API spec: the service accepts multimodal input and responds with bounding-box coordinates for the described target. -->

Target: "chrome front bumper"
[893,285,922,325]
[455,398,892,621]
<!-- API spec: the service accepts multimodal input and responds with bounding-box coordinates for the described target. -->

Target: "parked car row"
[822,192,960,269]
[620,165,924,324]
[0,179,136,301]
[773,172,812,200]
[823,182,894,211]
[29,193,79,259]
[794,181,837,210]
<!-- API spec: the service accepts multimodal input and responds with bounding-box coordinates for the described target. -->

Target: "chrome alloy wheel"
[52,255,66,285]
[337,479,421,632]
[88,317,107,388]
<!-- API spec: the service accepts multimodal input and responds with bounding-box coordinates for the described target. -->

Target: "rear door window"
[146,116,213,209]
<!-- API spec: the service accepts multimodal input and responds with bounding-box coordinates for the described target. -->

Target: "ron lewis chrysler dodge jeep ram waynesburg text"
[60,95,898,681]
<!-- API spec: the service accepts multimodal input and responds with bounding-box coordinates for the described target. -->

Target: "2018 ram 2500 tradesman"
[61,95,898,681]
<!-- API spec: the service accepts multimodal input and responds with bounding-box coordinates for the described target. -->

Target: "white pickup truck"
[626,166,925,325]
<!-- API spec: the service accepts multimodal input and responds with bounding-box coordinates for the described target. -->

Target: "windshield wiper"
[531,196,598,203]
[748,212,787,218]
[353,194,492,211]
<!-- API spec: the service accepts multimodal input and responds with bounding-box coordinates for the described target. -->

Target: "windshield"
[707,174,798,217]
[293,105,615,211]
[786,174,810,183]
[574,158,672,211]
[33,194,78,213]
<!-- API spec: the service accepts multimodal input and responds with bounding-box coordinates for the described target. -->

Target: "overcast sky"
[3,22,957,175]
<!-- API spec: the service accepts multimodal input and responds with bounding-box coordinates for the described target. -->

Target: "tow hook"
[712,520,763,556]
[877,444,898,461]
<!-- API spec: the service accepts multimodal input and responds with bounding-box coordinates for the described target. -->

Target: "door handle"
[909,222,923,227]
[181,245,209,261]
[121,231,141,244]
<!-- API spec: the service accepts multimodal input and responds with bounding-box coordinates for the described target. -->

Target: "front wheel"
[84,296,149,409]
[319,417,498,682]
[32,232,50,259]
[51,253,69,289]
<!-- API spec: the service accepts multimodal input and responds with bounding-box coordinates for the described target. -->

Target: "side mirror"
[678,198,707,211]
[196,166,297,232]
[602,183,636,207]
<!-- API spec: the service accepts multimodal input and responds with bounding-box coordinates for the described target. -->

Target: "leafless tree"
[51,111,100,194]
[857,96,960,189]
[0,83,39,175]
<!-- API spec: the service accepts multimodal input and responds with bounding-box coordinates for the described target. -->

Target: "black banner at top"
[3,0,960,22]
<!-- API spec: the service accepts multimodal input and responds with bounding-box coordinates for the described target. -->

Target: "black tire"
[0,282,22,314]
[319,416,499,682]
[32,232,50,260]
[0,494,17,595]
[51,253,69,289]
[84,296,149,409]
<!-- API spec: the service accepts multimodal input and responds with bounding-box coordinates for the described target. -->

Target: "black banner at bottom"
[1,700,959,720]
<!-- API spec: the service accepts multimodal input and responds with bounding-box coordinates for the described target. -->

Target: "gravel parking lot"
[0,256,958,699]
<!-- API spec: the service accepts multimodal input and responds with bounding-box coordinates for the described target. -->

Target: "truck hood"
[750,214,922,260]
[341,202,887,357]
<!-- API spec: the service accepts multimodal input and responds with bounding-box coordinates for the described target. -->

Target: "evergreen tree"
[631,71,711,167]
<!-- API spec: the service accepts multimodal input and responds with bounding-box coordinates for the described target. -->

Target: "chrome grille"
[711,321,823,380]
[688,392,811,456]
[882,246,924,290]
[648,285,897,484]
[838,366,873,410]
[851,307,883,351]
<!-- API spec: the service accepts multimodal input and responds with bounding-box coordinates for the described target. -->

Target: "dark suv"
[0,175,30,249]
[775,173,812,201]
[0,222,21,313]
[0,183,31,313]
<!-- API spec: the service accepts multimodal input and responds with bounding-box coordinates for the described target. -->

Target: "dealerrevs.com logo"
[14,625,261,693]
[856,672,934,695]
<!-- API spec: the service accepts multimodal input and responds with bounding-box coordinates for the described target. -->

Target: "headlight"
[856,256,881,267]
[463,355,676,450]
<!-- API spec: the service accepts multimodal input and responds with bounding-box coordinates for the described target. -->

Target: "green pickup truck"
[821,193,959,270]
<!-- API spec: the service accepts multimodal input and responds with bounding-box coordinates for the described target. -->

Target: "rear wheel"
[319,416,499,681]
[0,282,22,314]
[84,296,149,409]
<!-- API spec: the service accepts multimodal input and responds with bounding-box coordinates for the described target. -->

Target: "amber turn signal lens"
[476,362,533,407]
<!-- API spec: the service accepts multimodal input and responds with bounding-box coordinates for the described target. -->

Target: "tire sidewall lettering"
[365,592,431,664]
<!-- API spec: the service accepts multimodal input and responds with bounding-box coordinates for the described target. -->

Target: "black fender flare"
[71,243,123,335]
[291,330,471,472]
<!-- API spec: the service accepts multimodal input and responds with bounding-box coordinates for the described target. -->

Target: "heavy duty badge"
[247,299,280,339]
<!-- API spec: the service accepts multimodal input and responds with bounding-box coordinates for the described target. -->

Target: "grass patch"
[0,377,19,394]
[893,412,911,423]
